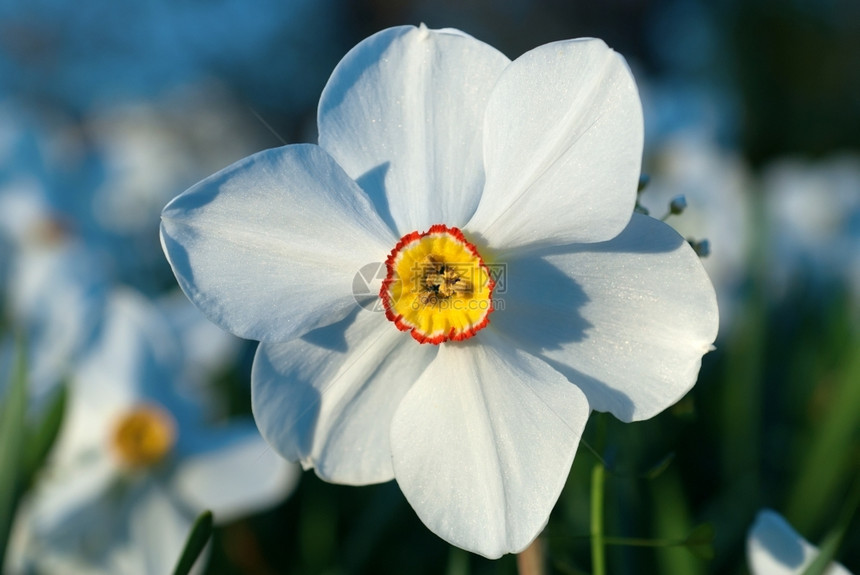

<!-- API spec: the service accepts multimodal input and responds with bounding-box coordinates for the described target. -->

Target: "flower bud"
[669,194,688,215]
[688,238,711,258]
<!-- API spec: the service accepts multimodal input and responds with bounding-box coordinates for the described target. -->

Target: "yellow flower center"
[381,225,494,344]
[111,404,176,469]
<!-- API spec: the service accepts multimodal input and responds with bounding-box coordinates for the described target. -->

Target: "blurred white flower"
[2,242,109,404]
[639,78,739,150]
[748,510,852,575]
[762,154,860,306]
[156,289,244,406]
[83,84,268,290]
[0,238,110,420]
[161,25,718,557]
[0,88,266,295]
[8,290,298,575]
[640,131,754,334]
[88,84,266,234]
[0,107,109,403]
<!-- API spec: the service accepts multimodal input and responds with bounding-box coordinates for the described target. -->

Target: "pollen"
[381,225,494,344]
[111,404,177,469]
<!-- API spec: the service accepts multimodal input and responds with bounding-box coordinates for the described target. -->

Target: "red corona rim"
[380,225,495,344]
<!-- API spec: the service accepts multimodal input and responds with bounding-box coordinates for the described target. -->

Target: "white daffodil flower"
[748,510,853,575]
[161,25,718,558]
[9,290,298,575]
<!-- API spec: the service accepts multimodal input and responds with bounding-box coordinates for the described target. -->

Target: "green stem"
[591,463,606,575]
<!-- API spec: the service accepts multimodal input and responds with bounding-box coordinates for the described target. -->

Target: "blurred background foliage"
[1,0,858,573]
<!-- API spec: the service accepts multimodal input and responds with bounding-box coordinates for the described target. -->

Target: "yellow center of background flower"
[111,404,176,469]
[381,225,494,344]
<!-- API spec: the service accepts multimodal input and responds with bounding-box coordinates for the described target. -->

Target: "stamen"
[381,225,494,344]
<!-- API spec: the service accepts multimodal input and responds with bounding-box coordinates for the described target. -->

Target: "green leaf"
[800,474,860,575]
[683,523,715,560]
[800,510,855,575]
[23,384,67,485]
[800,531,841,575]
[650,468,705,575]
[0,338,29,569]
[172,510,213,575]
[786,345,860,532]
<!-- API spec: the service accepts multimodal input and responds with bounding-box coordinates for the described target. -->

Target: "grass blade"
[172,510,213,575]
[23,384,67,485]
[0,338,28,568]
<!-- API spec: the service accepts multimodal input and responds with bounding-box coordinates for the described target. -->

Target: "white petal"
[7,241,108,404]
[28,455,117,536]
[318,25,510,235]
[252,309,436,485]
[161,144,395,343]
[156,290,243,386]
[467,38,643,250]
[492,213,718,422]
[24,463,136,575]
[389,332,590,558]
[172,421,300,523]
[747,510,852,575]
[131,482,200,575]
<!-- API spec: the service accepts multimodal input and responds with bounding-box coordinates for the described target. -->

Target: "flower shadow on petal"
[493,221,694,422]
[491,255,591,352]
[253,348,322,464]
[490,256,641,417]
[539,357,636,421]
[160,166,236,296]
[300,305,362,353]
[751,511,808,569]
[355,161,396,235]
[160,228,199,298]
[756,528,806,569]
[163,168,224,216]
